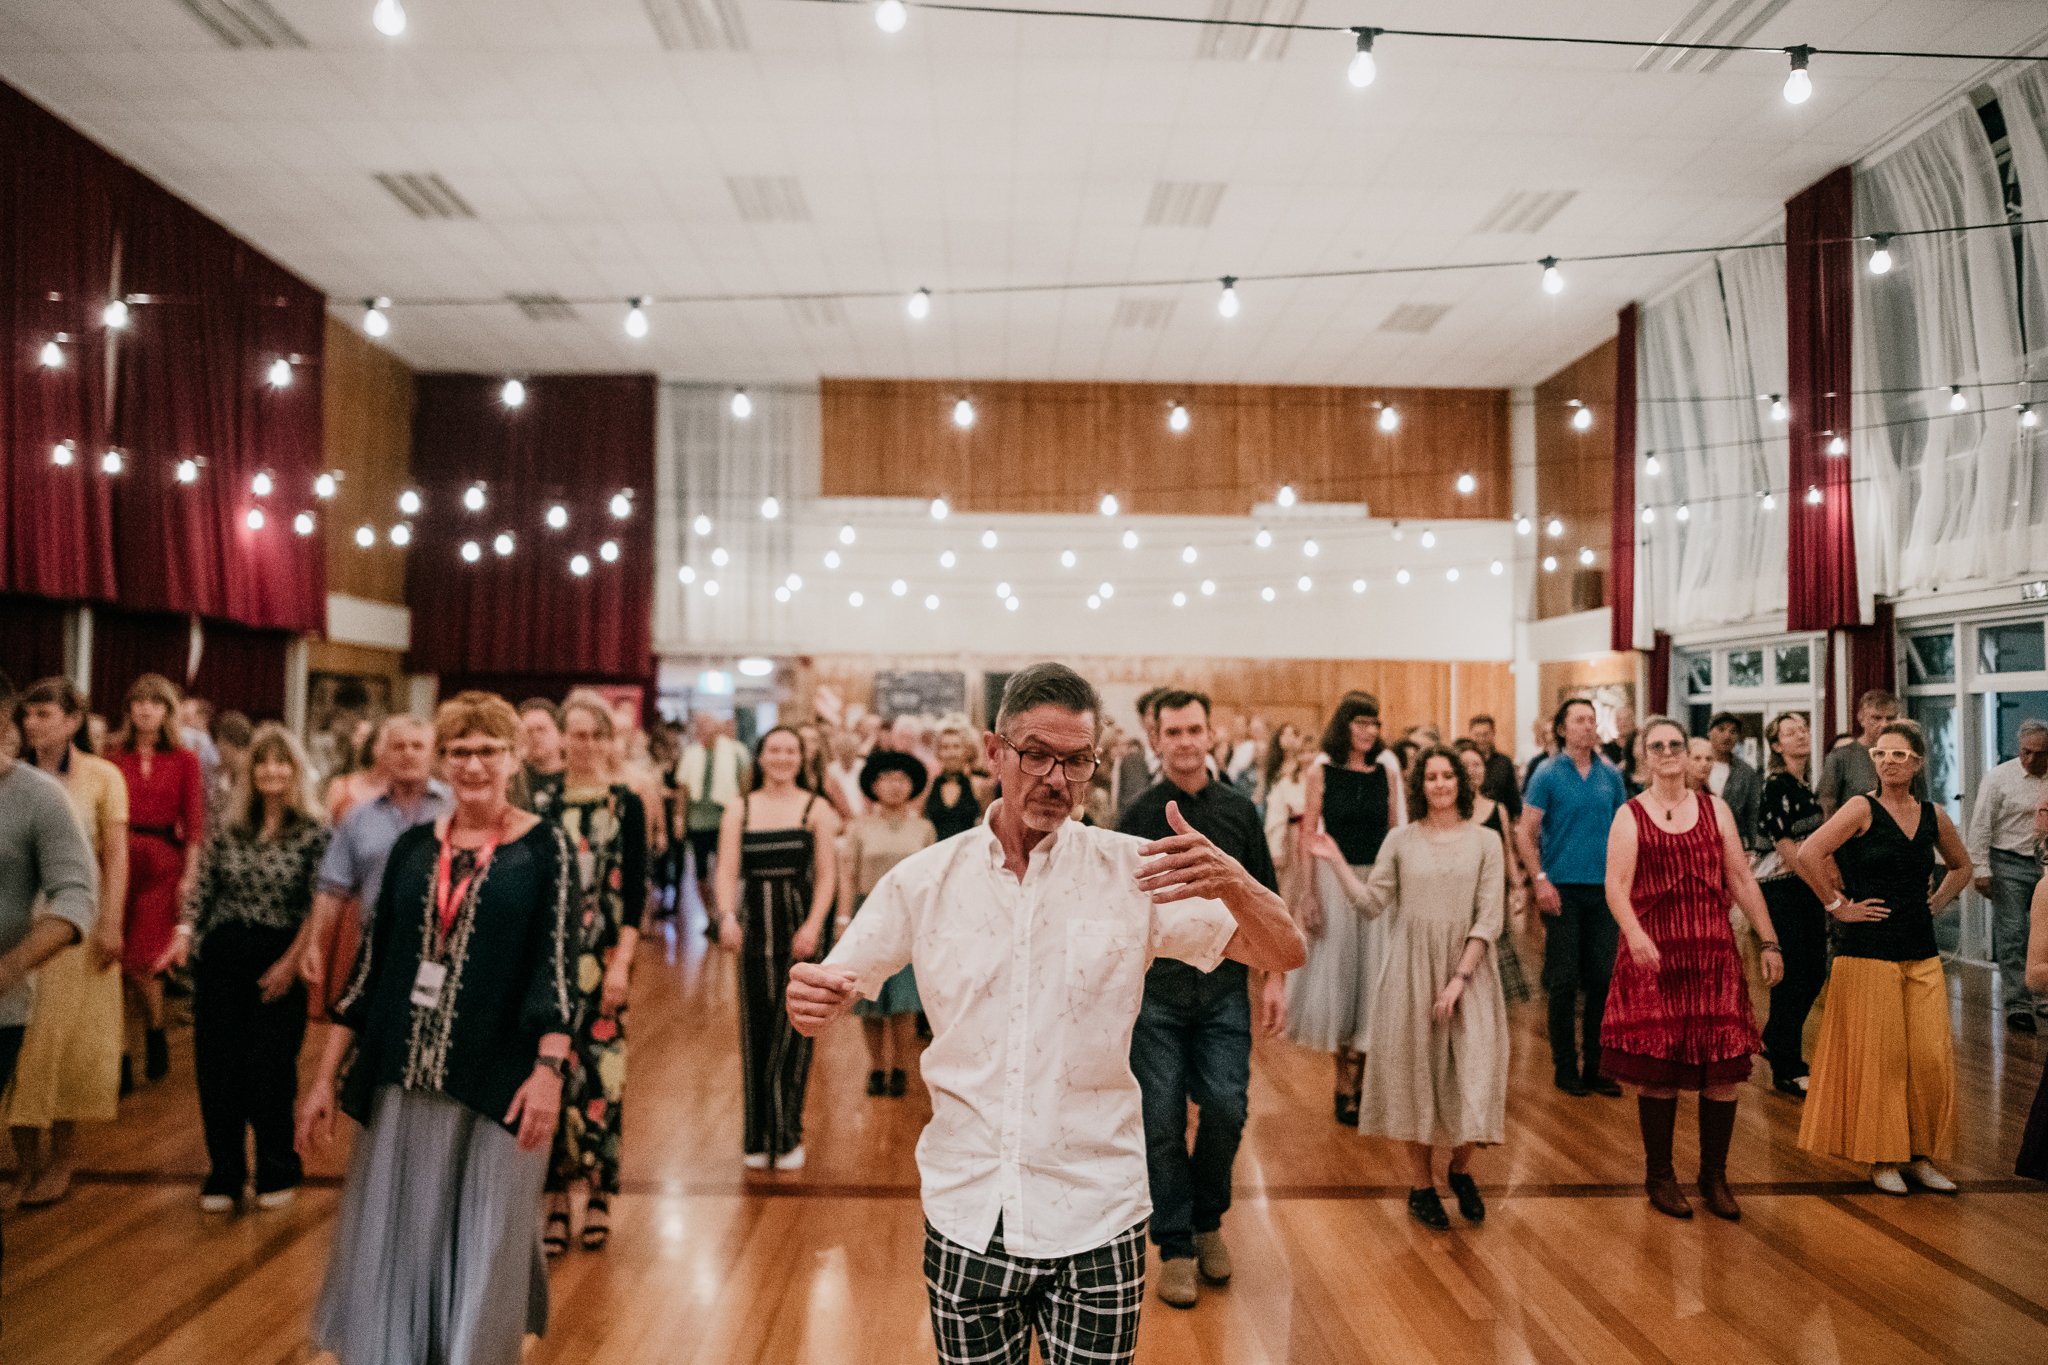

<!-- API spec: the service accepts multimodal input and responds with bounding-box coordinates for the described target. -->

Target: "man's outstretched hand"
[787,962,859,1036]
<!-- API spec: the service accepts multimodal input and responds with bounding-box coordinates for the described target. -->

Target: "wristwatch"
[534,1054,571,1080]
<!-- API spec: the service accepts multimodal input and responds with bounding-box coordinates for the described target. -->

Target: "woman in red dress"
[1602,716,1783,1221]
[107,673,206,1089]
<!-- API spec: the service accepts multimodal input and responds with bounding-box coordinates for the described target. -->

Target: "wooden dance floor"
[7,896,2047,1364]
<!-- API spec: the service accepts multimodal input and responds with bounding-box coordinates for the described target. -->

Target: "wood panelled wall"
[1534,338,1617,620]
[321,316,414,608]
[820,380,1511,521]
[794,653,1513,747]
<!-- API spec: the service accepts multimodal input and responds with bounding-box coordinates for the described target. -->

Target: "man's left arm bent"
[1135,800,1305,974]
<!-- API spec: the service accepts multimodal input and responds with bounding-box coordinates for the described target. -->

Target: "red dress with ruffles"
[1600,794,1759,1090]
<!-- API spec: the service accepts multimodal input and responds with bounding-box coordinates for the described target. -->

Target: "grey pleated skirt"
[1285,860,1383,1054]
[311,1085,550,1365]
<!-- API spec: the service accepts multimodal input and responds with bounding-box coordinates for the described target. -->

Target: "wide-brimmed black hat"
[860,748,929,802]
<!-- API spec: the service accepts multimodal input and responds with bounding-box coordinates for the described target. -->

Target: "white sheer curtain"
[1993,64,2048,541]
[653,385,820,654]
[1854,103,2045,592]
[1635,242,1786,634]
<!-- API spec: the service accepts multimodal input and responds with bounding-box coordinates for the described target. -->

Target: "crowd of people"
[0,663,2045,1365]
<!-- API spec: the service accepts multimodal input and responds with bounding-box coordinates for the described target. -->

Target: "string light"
[876,0,907,33]
[355,524,375,548]
[1645,453,1662,477]
[570,554,591,576]
[786,573,803,591]
[363,297,390,337]
[102,299,128,329]
[462,540,482,562]
[1276,484,1296,507]
[1578,546,1595,566]
[775,586,792,603]
[1546,518,1563,538]
[678,565,696,584]
[694,514,713,536]
[839,524,857,545]
[925,594,940,611]
[372,0,406,37]
[600,540,620,562]
[1570,402,1593,431]
[1377,404,1400,433]
[1768,394,1788,422]
[1419,530,1436,549]
[712,547,731,567]
[100,450,122,475]
[1260,587,1276,602]
[931,497,950,520]
[611,491,634,519]
[252,470,273,497]
[399,488,422,515]
[1515,516,1532,535]
[389,523,412,547]
[547,503,568,529]
[1805,484,1823,505]
[501,378,526,408]
[1099,493,1119,517]
[267,357,292,388]
[1489,560,1504,575]
[1542,555,1558,572]
[940,549,958,568]
[704,580,721,597]
[1347,27,1379,88]
[1217,276,1239,319]
[1826,433,1847,456]
[49,441,73,467]
[1172,592,1187,608]
[1675,503,1691,522]
[1121,529,1140,550]
[1352,578,1367,593]
[2023,404,2042,429]
[981,529,999,549]
[1642,506,1656,524]
[1297,575,1313,592]
[1201,579,1216,596]
[293,512,316,537]
[850,591,865,608]
[1006,595,1021,612]
[1181,544,1198,564]
[464,483,487,512]
[908,287,931,320]
[1098,582,1114,599]
[731,388,753,419]
[1868,234,1894,275]
[624,297,650,338]
[952,398,976,429]
[494,532,515,556]
[1445,568,1459,582]
[1455,472,1476,495]
[892,579,909,597]
[1761,491,1777,511]
[1783,46,1814,104]
[1169,403,1190,433]
[995,581,1012,599]
[38,340,62,368]
[1540,257,1563,295]
[175,459,199,484]
[1060,549,1077,568]
[1303,539,1320,557]
[825,549,842,569]
[761,496,781,520]
[1949,386,1967,411]
[1396,569,1411,585]
[315,472,339,499]
[246,508,265,531]
[1254,527,1272,549]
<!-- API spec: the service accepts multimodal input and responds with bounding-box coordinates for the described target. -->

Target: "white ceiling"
[1,0,2043,386]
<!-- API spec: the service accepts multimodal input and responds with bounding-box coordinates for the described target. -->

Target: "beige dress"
[1344,821,1509,1147]
[846,812,935,1018]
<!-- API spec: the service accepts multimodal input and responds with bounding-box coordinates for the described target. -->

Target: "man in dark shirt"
[1467,713,1521,820]
[1120,689,1284,1310]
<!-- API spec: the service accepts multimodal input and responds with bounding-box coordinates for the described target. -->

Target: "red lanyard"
[432,816,504,943]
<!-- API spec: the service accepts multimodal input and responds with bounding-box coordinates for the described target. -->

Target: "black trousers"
[193,921,307,1196]
[0,1023,23,1323]
[1760,877,1828,1082]
[1543,883,1617,1081]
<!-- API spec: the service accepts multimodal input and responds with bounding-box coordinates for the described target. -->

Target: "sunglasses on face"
[1644,739,1686,755]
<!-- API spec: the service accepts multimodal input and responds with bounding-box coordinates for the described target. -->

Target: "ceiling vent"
[1634,0,1790,75]
[1379,303,1453,334]
[176,0,307,49]
[1195,0,1305,62]
[1474,190,1577,235]
[728,176,812,224]
[785,296,848,327]
[641,0,748,51]
[373,172,477,220]
[1144,181,1227,229]
[509,294,578,323]
[1112,298,1177,330]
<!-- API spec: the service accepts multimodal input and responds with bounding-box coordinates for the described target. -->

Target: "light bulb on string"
[1641,506,1656,524]
[891,579,908,598]
[1455,472,1476,495]
[1867,235,1893,276]
[372,0,406,37]
[246,507,265,531]
[1570,402,1593,431]
[175,458,199,484]
[1059,549,1077,569]
[1200,579,1216,596]
[1445,568,1459,583]
[876,0,907,32]
[399,488,422,516]
[1515,516,1532,536]
[940,549,957,568]
[1540,257,1563,295]
[1645,453,1661,477]
[267,357,292,388]
[924,594,939,611]
[1949,386,1967,412]
[1168,403,1189,433]
[1181,545,1197,564]
[711,547,730,568]
[786,573,803,592]
[1675,503,1691,522]
[600,540,620,563]
[355,524,375,548]
[678,565,696,584]
[775,586,791,603]
[462,540,482,563]
[1099,493,1119,517]
[501,378,526,408]
[730,388,752,419]
[1254,527,1272,549]
[1005,595,1020,612]
[624,297,650,339]
[1805,484,1823,505]
[995,581,1011,599]
[952,398,976,429]
[100,450,123,475]
[1579,547,1595,566]
[252,470,273,497]
[693,514,713,537]
[838,524,857,546]
[293,512,315,536]
[1760,491,1777,511]
[1297,575,1313,593]
[363,298,390,337]
[824,550,842,570]
[1541,555,1557,573]
[703,581,721,597]
[494,532,515,557]
[1546,518,1563,538]
[1377,404,1400,433]
[1395,569,1411,585]
[760,496,781,520]
[1276,484,1296,507]
[1352,578,1368,593]
[930,497,950,520]
[464,483,487,513]
[38,339,62,368]
[1346,27,1379,88]
[1172,592,1187,608]
[314,472,338,499]
[1260,587,1276,603]
[570,554,590,577]
[1419,530,1436,550]
[389,522,411,547]
[2023,404,2042,430]
[1121,529,1140,550]
[103,298,129,329]
[907,287,931,321]
[546,504,568,530]
[610,490,633,519]
[1782,46,1813,105]
[1826,433,1847,456]
[1098,582,1114,600]
[1489,560,1504,576]
[1768,394,1787,423]
[51,441,74,467]
[1217,276,1239,319]
[980,529,998,550]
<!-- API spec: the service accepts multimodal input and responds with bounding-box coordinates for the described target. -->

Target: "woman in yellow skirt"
[1793,720,1972,1195]
[3,679,128,1209]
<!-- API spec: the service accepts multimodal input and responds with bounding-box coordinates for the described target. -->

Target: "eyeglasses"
[443,742,511,765]
[1644,739,1687,755]
[999,733,1099,783]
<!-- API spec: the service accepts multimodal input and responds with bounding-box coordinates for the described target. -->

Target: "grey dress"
[1342,822,1510,1147]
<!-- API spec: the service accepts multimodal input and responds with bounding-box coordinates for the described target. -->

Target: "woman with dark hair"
[1289,691,1407,1125]
[108,673,206,1090]
[715,726,840,1170]
[1312,746,1508,1229]
[1796,719,1972,1195]
[1602,716,1782,1221]
[4,680,127,1209]
[531,692,647,1256]
[1456,743,1531,1005]
[300,691,574,1365]
[1754,711,1830,1098]
[162,724,328,1212]
[843,750,935,1097]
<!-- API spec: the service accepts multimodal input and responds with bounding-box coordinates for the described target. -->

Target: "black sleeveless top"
[1323,759,1394,865]
[1835,794,1939,962]
[925,772,983,842]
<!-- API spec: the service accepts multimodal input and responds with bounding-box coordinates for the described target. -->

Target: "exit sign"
[2022,580,2048,602]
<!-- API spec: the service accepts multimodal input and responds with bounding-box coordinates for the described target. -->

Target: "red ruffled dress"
[1600,795,1759,1090]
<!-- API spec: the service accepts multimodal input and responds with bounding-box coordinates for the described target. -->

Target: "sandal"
[581,1196,610,1251]
[543,1209,570,1257]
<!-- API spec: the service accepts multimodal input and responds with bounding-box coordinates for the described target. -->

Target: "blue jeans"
[1990,848,2043,1014]
[1130,960,1251,1262]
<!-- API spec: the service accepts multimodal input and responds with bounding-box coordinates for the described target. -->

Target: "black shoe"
[1335,1091,1361,1126]
[888,1068,908,1098]
[145,1028,170,1082]
[2009,1012,2038,1034]
[1554,1072,1590,1097]
[1585,1074,1623,1097]
[1446,1170,1486,1224]
[866,1070,887,1097]
[1772,1074,1809,1099]
[1407,1188,1451,1231]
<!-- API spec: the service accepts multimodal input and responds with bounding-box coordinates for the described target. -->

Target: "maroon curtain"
[0,595,72,689]
[1609,303,1640,653]
[406,375,656,687]
[1844,599,1897,708]
[0,83,119,601]
[190,620,290,721]
[1647,630,1672,716]
[91,607,193,707]
[1786,167,1861,631]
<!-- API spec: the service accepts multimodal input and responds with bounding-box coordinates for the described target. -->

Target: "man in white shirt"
[676,711,751,919]
[788,663,1305,1365]
[1967,718,2048,1031]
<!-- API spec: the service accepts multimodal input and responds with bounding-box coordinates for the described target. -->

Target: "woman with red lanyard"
[298,692,574,1365]
[106,673,205,1092]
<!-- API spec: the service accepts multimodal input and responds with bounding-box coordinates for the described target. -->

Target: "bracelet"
[534,1054,571,1080]
[1760,942,1782,953]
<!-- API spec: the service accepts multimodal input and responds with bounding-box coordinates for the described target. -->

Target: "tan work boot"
[1156,1256,1199,1308]
[1193,1229,1232,1284]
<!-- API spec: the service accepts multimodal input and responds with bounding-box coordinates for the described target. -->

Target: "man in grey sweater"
[0,681,98,1297]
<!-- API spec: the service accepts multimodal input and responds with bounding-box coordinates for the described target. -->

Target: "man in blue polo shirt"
[1516,697,1629,1098]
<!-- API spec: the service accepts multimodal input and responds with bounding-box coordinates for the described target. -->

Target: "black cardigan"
[334,818,574,1131]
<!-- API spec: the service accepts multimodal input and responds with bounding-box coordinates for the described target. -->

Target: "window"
[1683,652,1712,697]
[1726,649,1763,688]
[1906,630,1955,685]
[1773,643,1810,686]
[1979,621,2045,674]
[1665,634,1824,774]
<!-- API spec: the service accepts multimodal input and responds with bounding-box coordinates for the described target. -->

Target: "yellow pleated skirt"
[1798,954,1954,1166]
[3,943,123,1128]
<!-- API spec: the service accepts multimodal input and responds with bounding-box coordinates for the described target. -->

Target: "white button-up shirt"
[824,806,1237,1258]
[1967,757,2048,869]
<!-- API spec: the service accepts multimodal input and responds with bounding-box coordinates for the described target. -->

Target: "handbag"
[685,743,725,833]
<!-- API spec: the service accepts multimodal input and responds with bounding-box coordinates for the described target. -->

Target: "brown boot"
[1697,1177,1741,1221]
[1697,1097,1741,1220]
[1646,1176,1694,1220]
[1638,1096,1691,1219]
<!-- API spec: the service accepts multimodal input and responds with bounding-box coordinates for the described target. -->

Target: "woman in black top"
[1794,720,1972,1196]
[1753,712,1832,1097]
[299,692,573,1365]
[923,724,984,842]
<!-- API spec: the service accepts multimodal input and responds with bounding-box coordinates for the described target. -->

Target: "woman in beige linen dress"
[1314,745,1508,1231]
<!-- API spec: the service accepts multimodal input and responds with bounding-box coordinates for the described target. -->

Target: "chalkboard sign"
[982,671,1014,727]
[875,670,966,722]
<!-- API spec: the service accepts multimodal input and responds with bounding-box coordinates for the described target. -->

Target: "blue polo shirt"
[317,781,454,923]
[1525,752,1628,886]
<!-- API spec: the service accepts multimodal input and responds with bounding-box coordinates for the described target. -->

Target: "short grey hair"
[994,663,1101,733]
[2020,719,2048,742]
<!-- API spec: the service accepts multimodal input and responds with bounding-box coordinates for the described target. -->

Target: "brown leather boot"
[1638,1096,1691,1219]
[1697,1097,1741,1220]
[1697,1177,1741,1221]
[1646,1176,1694,1220]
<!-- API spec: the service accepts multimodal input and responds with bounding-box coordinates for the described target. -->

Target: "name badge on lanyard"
[411,960,448,1008]
[424,815,505,995]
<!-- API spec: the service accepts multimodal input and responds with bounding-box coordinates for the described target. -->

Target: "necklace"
[1644,789,1688,824]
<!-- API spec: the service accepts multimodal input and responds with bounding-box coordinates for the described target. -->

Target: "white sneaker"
[1905,1159,1957,1193]
[773,1145,806,1171]
[255,1187,297,1210]
[742,1152,771,1171]
[199,1193,236,1214]
[1870,1165,1908,1196]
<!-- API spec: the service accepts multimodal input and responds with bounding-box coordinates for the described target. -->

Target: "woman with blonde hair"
[160,723,328,1211]
[107,673,206,1089]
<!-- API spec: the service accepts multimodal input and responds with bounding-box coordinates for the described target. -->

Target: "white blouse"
[824,804,1237,1258]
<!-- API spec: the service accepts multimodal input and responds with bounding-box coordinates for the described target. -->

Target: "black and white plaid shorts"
[922,1217,1147,1365]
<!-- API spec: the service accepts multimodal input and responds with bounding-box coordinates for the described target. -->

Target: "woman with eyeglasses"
[1753,712,1831,1098]
[1795,719,1972,1196]
[299,692,574,1365]
[1602,717,1782,1221]
[715,726,839,1171]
